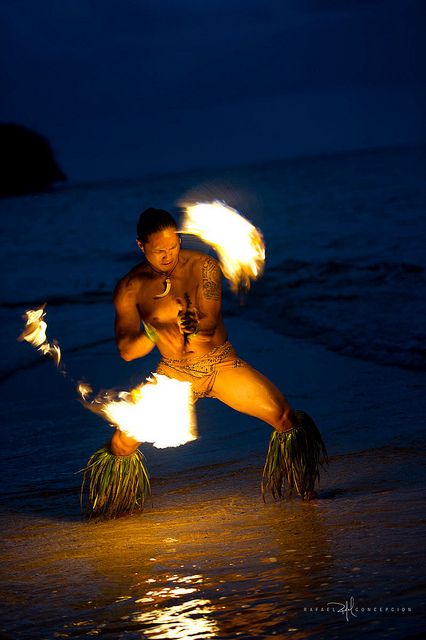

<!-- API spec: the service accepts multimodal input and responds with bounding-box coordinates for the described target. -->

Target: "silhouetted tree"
[0,123,66,196]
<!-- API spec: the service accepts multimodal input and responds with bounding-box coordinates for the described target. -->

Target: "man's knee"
[110,430,140,456]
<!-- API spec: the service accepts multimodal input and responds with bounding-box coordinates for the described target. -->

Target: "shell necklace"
[149,259,179,299]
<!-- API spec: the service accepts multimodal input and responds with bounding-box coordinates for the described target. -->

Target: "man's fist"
[177,306,199,335]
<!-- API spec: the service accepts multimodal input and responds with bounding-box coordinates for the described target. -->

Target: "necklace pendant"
[154,277,171,299]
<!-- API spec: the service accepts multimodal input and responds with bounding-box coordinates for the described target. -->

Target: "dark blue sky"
[1,0,425,182]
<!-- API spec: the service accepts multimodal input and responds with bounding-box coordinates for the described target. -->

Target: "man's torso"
[119,249,227,359]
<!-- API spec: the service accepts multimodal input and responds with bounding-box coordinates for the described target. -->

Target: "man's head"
[136,207,177,244]
[136,207,180,272]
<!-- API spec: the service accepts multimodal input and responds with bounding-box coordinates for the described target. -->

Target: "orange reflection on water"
[132,574,218,639]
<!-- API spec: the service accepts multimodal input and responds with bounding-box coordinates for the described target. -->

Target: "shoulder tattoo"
[202,256,221,300]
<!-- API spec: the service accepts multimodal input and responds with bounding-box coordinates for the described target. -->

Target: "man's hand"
[177,299,199,336]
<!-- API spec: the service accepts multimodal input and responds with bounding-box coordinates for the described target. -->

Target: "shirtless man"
[111,207,297,456]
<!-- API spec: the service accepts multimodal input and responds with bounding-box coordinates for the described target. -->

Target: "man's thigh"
[210,362,286,426]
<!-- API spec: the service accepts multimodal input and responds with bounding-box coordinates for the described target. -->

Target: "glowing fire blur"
[18,306,61,366]
[78,375,197,449]
[19,306,197,449]
[77,382,93,401]
[180,201,265,292]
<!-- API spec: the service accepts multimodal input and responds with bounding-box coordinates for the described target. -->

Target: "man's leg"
[210,363,297,433]
[110,429,141,456]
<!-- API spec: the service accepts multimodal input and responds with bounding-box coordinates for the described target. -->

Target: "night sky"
[1,0,425,182]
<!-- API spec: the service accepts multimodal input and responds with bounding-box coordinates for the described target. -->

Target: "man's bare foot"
[303,490,318,501]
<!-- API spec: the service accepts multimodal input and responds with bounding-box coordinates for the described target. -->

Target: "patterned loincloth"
[156,340,245,399]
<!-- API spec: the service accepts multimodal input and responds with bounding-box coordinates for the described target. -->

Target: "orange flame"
[78,375,197,449]
[180,201,265,292]
[18,306,61,366]
[18,307,197,449]
[77,382,93,401]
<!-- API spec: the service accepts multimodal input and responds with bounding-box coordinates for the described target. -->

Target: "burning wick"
[78,375,197,449]
[180,201,265,293]
[18,306,61,367]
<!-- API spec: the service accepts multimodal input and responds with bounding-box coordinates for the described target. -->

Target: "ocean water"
[0,145,425,639]
[2,145,425,373]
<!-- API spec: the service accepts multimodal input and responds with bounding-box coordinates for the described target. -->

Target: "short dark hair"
[136,207,178,244]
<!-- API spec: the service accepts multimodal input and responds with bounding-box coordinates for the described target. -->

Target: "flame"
[19,307,197,450]
[77,382,93,401]
[18,306,61,366]
[79,374,197,449]
[180,201,265,292]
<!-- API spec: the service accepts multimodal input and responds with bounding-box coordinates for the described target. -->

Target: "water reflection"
[2,475,341,639]
[132,574,218,639]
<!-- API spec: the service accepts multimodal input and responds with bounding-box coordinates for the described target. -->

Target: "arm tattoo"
[202,257,221,300]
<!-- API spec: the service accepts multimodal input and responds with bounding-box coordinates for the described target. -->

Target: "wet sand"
[0,320,425,639]
[0,446,424,640]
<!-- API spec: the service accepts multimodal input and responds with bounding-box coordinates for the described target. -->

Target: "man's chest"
[137,276,198,324]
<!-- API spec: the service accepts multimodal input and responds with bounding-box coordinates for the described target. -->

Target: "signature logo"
[327,596,357,622]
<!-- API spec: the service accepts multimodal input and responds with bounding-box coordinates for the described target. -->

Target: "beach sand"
[1,456,423,640]
[1,321,424,639]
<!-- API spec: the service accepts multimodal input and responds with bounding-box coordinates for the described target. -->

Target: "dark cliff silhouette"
[0,123,66,196]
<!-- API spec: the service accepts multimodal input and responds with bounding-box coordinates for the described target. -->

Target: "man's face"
[138,227,180,273]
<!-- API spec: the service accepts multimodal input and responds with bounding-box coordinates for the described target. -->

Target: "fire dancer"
[20,205,327,517]
[111,209,295,450]
[110,208,326,501]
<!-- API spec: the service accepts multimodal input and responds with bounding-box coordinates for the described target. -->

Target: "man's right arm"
[113,277,156,361]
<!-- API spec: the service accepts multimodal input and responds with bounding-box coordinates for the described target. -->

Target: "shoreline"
[1,320,425,638]
[1,443,424,639]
